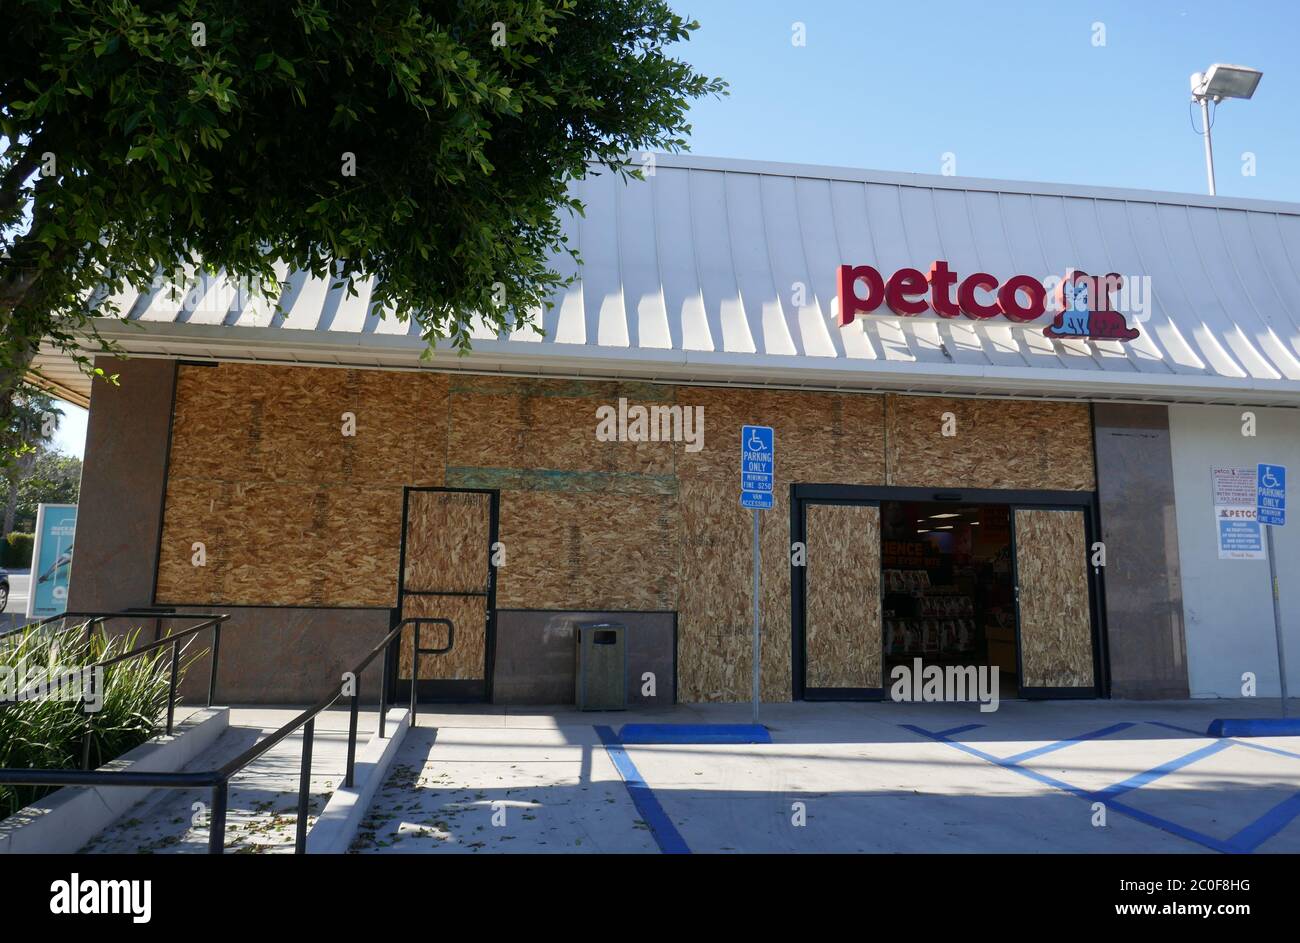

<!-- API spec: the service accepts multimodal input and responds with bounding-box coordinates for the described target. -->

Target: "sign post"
[741,426,774,726]
[27,503,77,619]
[1257,464,1288,717]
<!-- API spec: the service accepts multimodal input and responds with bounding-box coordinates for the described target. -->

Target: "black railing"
[0,613,453,854]
[0,611,227,769]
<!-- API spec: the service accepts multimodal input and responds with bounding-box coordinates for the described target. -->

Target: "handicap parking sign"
[741,426,774,509]
[1257,463,1286,526]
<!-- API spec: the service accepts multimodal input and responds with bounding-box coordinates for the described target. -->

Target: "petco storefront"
[35,154,1300,706]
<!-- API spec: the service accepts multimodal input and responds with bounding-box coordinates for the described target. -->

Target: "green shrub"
[0,623,203,820]
[2,532,34,569]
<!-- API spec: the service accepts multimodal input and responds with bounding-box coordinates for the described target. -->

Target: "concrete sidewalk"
[352,699,1300,854]
[83,706,382,854]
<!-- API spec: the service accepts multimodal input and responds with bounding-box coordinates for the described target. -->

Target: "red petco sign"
[836,262,1139,342]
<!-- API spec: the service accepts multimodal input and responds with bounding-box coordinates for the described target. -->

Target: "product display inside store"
[881,502,1019,697]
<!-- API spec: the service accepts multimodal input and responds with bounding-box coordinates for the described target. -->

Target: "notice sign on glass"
[1212,466,1264,560]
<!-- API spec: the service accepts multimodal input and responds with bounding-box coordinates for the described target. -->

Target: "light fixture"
[935,525,954,530]
[1189,63,1263,195]
[929,512,961,519]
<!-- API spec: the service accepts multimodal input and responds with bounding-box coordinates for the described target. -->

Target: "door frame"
[791,484,1107,702]
[390,486,500,704]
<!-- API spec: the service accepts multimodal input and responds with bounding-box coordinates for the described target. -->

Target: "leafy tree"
[1,0,725,463]
[14,447,81,532]
[2,390,61,532]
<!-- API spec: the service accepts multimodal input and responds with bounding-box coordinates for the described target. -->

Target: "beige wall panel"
[805,504,881,689]
[1014,508,1095,688]
[167,365,261,481]
[675,387,885,485]
[398,593,486,680]
[676,479,790,702]
[885,395,1095,491]
[403,490,491,593]
[495,490,677,611]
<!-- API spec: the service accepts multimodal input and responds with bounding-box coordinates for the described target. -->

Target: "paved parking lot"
[352,699,1300,854]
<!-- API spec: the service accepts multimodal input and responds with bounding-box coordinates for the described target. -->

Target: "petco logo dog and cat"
[836,261,1145,342]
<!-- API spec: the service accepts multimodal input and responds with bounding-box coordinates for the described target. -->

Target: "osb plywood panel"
[155,480,403,607]
[398,593,486,680]
[494,490,677,611]
[885,395,1095,491]
[153,478,229,603]
[676,479,790,702]
[170,364,449,488]
[675,387,885,485]
[403,490,491,593]
[1015,509,1095,688]
[805,504,881,689]
[158,363,445,607]
[449,386,675,476]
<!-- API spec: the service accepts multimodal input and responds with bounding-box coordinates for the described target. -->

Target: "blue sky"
[670,0,1299,201]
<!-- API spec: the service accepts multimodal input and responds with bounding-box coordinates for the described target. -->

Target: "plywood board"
[885,395,1095,491]
[1014,508,1095,688]
[676,479,790,702]
[398,593,487,680]
[403,490,491,593]
[494,490,678,611]
[675,387,885,485]
[805,504,881,689]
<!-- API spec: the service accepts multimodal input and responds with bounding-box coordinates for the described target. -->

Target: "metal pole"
[379,640,392,739]
[295,718,314,854]
[1200,96,1216,196]
[752,509,761,725]
[345,682,360,789]
[1266,525,1289,718]
[166,638,179,736]
[208,782,228,854]
[207,622,221,708]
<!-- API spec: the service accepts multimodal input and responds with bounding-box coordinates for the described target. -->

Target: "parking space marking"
[902,723,1238,853]
[1001,722,1136,765]
[1147,720,1300,761]
[1092,740,1235,800]
[594,726,691,855]
[1228,791,1300,853]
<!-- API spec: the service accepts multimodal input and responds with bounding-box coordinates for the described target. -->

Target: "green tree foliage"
[1,0,725,461]
[13,447,81,532]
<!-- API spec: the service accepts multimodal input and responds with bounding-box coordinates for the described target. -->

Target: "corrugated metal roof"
[40,153,1300,405]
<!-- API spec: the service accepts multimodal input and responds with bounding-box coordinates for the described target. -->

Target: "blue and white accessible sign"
[741,425,774,510]
[1257,463,1286,527]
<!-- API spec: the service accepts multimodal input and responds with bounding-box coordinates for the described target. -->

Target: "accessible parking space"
[353,700,1300,854]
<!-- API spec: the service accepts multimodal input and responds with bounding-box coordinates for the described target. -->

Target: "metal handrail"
[0,613,453,854]
[0,612,227,771]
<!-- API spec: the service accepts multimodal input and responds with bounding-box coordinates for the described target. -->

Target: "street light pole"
[1189,64,1262,197]
[1199,93,1216,196]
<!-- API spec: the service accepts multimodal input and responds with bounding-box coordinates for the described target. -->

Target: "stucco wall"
[1168,405,1300,699]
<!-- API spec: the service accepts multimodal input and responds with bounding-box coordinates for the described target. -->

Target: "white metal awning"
[33,153,1300,406]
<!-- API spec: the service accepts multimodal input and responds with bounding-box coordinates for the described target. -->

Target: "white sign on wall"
[1212,466,1264,560]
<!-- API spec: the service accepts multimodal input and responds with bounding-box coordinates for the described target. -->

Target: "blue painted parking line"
[1001,722,1136,765]
[594,725,691,855]
[1147,720,1300,761]
[933,723,985,739]
[1092,740,1235,800]
[901,723,1242,854]
[1227,791,1300,853]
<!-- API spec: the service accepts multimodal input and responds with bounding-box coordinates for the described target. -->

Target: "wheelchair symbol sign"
[1257,463,1286,526]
